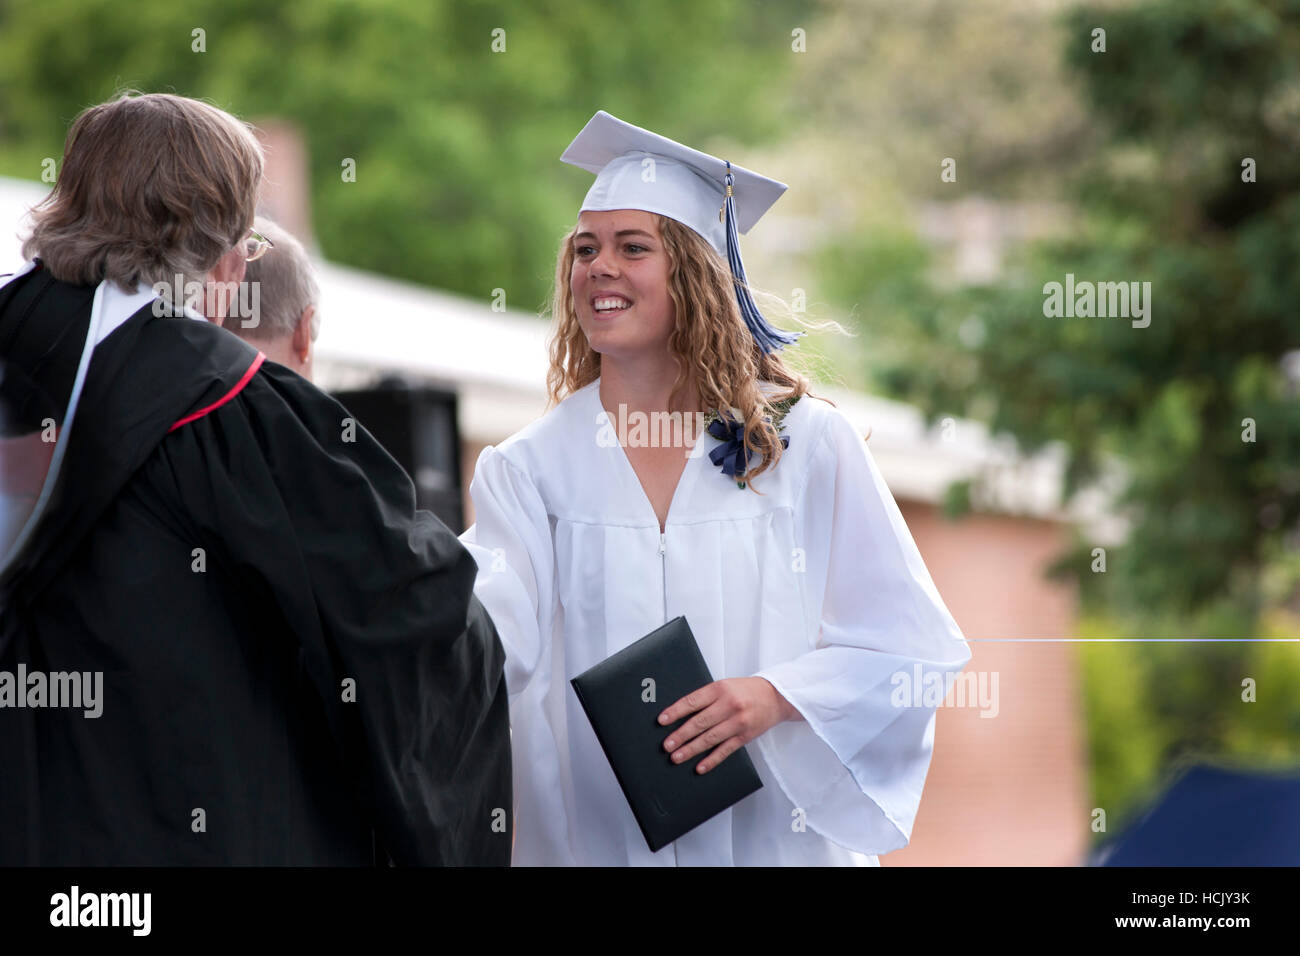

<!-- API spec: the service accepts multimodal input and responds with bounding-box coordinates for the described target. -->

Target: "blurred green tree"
[831,0,1300,633]
[802,0,1300,835]
[0,0,807,311]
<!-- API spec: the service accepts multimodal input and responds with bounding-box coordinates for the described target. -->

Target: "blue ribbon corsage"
[704,395,800,489]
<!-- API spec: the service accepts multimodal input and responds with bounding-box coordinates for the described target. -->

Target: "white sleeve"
[458,445,554,700]
[753,407,972,855]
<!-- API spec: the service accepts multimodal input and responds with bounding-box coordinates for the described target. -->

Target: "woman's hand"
[658,677,801,774]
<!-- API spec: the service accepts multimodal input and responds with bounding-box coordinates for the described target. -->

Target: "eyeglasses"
[243,229,275,262]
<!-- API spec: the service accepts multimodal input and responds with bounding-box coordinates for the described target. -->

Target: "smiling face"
[569,209,675,360]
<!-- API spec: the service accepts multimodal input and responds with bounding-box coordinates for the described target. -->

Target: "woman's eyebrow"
[573,229,656,242]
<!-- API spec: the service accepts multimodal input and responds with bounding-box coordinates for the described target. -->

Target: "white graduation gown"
[459,378,971,866]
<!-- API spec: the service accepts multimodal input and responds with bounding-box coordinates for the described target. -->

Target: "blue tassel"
[722,162,801,354]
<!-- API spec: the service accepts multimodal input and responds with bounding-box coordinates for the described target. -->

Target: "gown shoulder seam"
[792,402,837,510]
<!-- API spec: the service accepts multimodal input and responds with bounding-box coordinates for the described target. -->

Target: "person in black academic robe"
[0,261,512,865]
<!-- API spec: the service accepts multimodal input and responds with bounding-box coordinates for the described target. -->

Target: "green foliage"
[806,0,1300,832]
[1076,620,1167,832]
[851,0,1300,629]
[0,0,806,310]
[1081,607,1300,844]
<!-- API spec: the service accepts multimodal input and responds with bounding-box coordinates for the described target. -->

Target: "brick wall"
[884,503,1087,866]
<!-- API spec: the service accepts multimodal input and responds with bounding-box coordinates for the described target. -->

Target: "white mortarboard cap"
[560,110,801,353]
[560,110,787,257]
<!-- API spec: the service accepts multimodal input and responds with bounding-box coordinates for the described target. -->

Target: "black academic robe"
[0,264,512,865]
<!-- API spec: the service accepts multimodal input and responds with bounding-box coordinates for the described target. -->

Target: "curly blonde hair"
[546,214,833,491]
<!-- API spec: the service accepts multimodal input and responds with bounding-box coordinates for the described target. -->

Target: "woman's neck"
[598,354,701,416]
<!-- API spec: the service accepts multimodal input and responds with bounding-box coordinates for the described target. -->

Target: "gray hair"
[235,217,320,341]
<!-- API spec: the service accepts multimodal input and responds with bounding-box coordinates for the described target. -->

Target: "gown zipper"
[660,527,678,866]
[659,531,667,623]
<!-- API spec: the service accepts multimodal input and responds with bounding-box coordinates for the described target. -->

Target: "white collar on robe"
[1,261,210,346]
[96,277,210,345]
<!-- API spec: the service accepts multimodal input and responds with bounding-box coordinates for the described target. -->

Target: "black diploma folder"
[570,615,763,853]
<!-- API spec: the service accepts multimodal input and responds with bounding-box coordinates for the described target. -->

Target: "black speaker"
[331,379,464,533]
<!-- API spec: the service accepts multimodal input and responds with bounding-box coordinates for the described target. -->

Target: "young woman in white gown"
[460,111,971,866]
